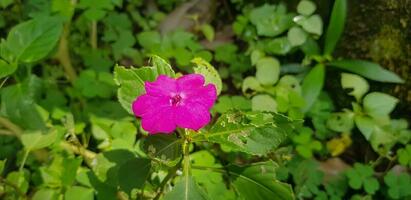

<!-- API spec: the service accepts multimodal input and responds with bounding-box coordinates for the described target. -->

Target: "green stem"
[90,20,97,49]
[19,150,29,171]
[182,129,191,199]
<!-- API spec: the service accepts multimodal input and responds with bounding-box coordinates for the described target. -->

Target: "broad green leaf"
[297,0,316,16]
[194,111,297,155]
[192,57,222,95]
[91,149,135,186]
[0,75,47,130]
[323,0,347,55]
[263,37,292,55]
[114,56,175,114]
[301,15,323,35]
[302,64,325,112]
[363,92,398,121]
[32,189,59,200]
[4,16,63,63]
[191,151,236,200]
[287,27,308,47]
[142,134,182,166]
[65,186,94,200]
[328,59,404,83]
[163,176,209,200]
[255,57,280,85]
[354,115,375,140]
[341,73,369,101]
[21,129,58,151]
[228,161,294,200]
[326,111,354,132]
[137,31,162,49]
[242,76,263,94]
[74,70,115,99]
[213,95,251,114]
[251,94,277,112]
[118,158,151,194]
[249,4,293,37]
[0,59,17,79]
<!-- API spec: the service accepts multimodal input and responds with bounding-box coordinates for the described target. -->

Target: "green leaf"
[302,64,325,112]
[118,158,151,194]
[251,95,277,112]
[287,27,308,47]
[384,171,411,199]
[137,31,162,50]
[0,159,5,174]
[0,59,17,79]
[65,186,94,200]
[228,161,294,200]
[354,115,375,140]
[297,0,316,15]
[32,189,59,200]
[142,134,181,166]
[191,151,236,200]
[326,111,354,132]
[213,95,251,114]
[0,76,47,130]
[255,57,280,85]
[363,92,398,121]
[194,111,297,155]
[192,57,223,95]
[328,59,404,83]
[163,176,209,200]
[323,0,347,55]
[242,76,263,94]
[114,55,175,114]
[91,150,135,186]
[21,129,58,151]
[346,163,379,194]
[341,73,369,101]
[397,145,411,167]
[301,14,323,35]
[263,37,292,55]
[4,16,63,63]
[249,4,293,37]
[201,24,215,42]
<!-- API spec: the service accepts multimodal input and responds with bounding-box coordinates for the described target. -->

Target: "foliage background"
[0,0,410,200]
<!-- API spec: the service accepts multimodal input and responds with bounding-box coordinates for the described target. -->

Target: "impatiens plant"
[114,56,299,199]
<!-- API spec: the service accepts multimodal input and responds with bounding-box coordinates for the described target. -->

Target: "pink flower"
[132,74,217,134]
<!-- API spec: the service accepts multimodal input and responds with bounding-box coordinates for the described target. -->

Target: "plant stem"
[56,25,77,83]
[90,20,97,49]
[56,0,78,83]
[19,150,29,171]
[182,129,191,199]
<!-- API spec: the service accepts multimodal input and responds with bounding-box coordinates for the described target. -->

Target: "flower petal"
[141,107,176,134]
[174,102,211,130]
[177,74,205,91]
[145,75,177,97]
[184,84,217,109]
[132,94,169,116]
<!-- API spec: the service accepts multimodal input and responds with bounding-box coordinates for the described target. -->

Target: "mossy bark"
[334,0,411,116]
